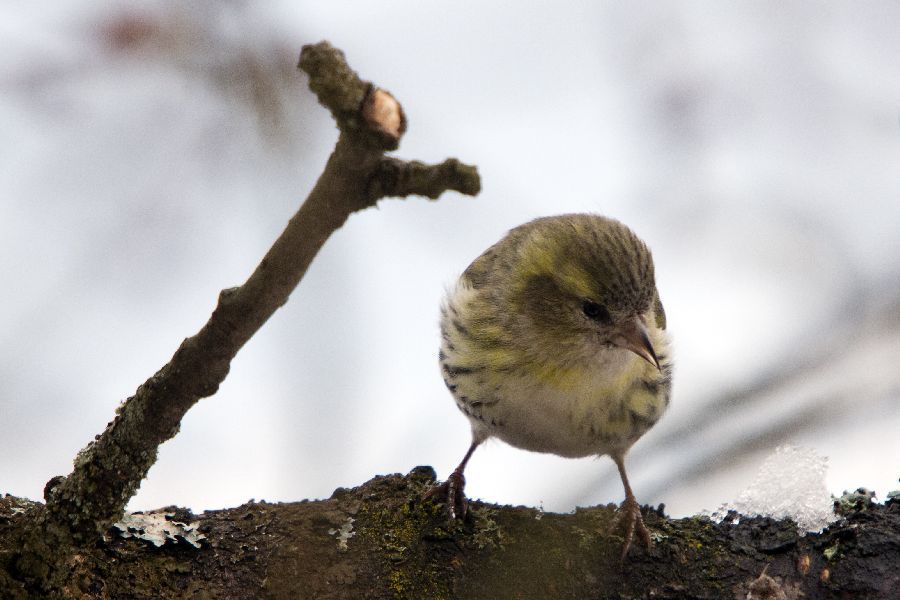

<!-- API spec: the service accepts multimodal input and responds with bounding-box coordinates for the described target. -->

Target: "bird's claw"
[424,469,468,521]
[609,495,652,561]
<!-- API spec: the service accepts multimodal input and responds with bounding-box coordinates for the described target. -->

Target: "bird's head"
[509,214,662,370]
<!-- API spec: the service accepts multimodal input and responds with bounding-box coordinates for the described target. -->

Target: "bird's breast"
[444,334,672,458]
[439,279,672,458]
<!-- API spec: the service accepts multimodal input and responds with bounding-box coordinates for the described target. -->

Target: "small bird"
[430,213,672,559]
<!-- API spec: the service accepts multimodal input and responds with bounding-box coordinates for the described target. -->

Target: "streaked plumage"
[431,213,673,559]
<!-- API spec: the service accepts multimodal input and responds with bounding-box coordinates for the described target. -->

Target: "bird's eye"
[582,300,611,323]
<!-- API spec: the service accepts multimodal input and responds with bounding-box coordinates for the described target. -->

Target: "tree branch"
[371,157,481,200]
[39,39,480,551]
[3,470,896,598]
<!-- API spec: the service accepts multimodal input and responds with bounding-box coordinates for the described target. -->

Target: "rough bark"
[1,469,897,599]
[9,40,478,593]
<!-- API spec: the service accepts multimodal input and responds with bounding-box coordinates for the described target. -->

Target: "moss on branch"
[2,470,897,598]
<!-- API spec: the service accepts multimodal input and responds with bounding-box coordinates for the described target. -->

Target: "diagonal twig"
[41,40,480,545]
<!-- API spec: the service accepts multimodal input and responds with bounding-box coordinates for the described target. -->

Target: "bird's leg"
[425,440,480,521]
[609,453,652,561]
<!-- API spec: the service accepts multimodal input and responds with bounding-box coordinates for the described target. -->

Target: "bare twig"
[41,40,480,546]
[371,157,481,199]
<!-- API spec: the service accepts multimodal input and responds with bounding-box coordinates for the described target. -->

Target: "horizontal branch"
[5,470,897,598]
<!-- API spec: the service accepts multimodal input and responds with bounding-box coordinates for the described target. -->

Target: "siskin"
[431,213,673,559]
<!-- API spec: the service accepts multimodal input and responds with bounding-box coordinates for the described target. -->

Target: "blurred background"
[2,1,898,519]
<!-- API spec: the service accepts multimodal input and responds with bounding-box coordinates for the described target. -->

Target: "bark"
[1,468,897,599]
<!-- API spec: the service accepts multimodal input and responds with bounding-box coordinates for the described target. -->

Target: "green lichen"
[833,488,876,515]
[570,525,599,550]
[468,506,507,551]
[351,477,453,599]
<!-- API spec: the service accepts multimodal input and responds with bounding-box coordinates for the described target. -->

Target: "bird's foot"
[424,469,468,521]
[609,494,652,561]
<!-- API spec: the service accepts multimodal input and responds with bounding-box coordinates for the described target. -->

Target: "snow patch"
[710,445,837,532]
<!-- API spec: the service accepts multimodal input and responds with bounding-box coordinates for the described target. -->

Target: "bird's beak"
[613,316,660,370]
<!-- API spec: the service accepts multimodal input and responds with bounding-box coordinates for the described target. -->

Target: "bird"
[428,213,673,559]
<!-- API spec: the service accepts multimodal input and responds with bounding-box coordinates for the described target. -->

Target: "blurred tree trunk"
[1,467,896,598]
